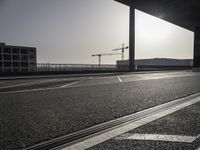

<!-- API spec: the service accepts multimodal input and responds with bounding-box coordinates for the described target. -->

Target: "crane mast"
[112,43,129,61]
[92,53,121,67]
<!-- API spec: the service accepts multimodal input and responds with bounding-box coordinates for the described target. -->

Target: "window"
[29,54,36,60]
[13,55,20,61]
[12,48,20,54]
[3,47,11,54]
[21,62,28,67]
[21,55,28,61]
[4,54,11,60]
[21,48,28,54]
[4,62,11,67]
[13,62,20,67]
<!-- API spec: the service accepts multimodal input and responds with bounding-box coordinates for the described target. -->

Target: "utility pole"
[112,43,129,61]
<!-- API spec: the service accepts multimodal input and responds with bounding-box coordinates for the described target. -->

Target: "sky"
[0,0,194,64]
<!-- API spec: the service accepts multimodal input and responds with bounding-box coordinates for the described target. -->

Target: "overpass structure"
[115,0,200,71]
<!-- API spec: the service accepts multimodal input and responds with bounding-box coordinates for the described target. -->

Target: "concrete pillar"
[129,3,135,71]
[194,26,200,69]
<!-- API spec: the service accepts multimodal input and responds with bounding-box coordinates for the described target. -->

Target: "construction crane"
[92,52,121,67]
[112,43,129,61]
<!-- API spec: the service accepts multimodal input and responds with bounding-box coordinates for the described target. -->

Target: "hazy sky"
[0,0,194,64]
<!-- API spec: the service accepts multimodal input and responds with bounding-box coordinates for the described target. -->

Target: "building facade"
[117,58,193,70]
[117,58,193,66]
[0,43,37,73]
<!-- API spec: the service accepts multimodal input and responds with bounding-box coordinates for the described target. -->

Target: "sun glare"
[135,9,172,42]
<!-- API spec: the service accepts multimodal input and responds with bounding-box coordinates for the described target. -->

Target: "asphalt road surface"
[0,70,200,150]
[90,101,200,150]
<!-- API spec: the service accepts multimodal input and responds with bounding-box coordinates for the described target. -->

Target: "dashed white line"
[117,76,122,83]
[115,133,199,143]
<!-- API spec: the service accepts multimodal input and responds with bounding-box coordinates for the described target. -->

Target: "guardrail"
[37,64,192,72]
[0,63,192,74]
[36,63,125,72]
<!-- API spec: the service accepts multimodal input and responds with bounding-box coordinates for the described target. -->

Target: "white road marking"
[0,80,84,94]
[60,80,84,88]
[1,72,200,94]
[0,86,66,94]
[117,76,122,83]
[60,94,200,150]
[0,72,118,80]
[0,76,83,88]
[120,72,200,79]
[0,79,62,89]
[115,133,199,143]
[67,74,200,89]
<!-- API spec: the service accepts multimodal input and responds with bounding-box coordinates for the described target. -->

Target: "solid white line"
[115,133,199,143]
[60,80,83,88]
[0,87,60,94]
[117,76,122,83]
[60,95,200,150]
[0,80,84,94]
[0,79,61,89]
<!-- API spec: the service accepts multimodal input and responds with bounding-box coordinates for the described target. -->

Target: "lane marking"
[1,72,200,94]
[0,73,118,80]
[60,80,84,88]
[117,76,122,83]
[120,72,200,79]
[0,80,84,94]
[0,79,63,89]
[60,95,200,150]
[115,133,199,143]
[67,74,200,89]
[2,73,199,94]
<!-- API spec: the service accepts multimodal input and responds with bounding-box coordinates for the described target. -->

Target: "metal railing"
[36,63,126,72]
[0,63,192,73]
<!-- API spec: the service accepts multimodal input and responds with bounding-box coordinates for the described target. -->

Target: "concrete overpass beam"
[194,26,200,70]
[129,3,135,71]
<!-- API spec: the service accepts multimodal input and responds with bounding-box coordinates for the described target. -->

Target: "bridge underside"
[115,0,200,71]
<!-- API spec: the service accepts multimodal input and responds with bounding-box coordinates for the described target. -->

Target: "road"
[0,70,200,150]
[89,101,200,150]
